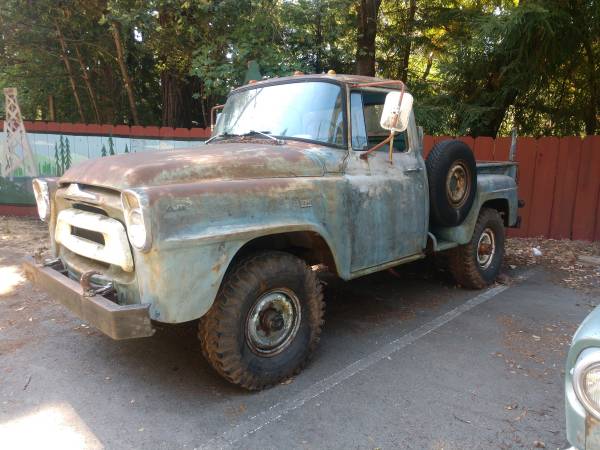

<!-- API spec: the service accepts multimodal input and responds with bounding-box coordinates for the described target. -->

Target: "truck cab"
[25,74,519,390]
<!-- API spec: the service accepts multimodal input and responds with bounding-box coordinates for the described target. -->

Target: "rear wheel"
[198,251,324,390]
[447,208,505,289]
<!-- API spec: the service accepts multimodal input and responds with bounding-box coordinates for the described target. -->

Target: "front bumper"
[23,257,155,340]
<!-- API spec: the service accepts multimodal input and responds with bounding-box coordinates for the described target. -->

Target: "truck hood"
[59,142,332,190]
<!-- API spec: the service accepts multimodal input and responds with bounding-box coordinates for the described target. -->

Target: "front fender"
[133,178,346,323]
[134,222,339,323]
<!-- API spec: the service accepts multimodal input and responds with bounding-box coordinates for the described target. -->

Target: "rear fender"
[431,176,517,245]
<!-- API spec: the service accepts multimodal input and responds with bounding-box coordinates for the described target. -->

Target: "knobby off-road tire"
[448,208,505,289]
[198,251,325,390]
[426,140,477,227]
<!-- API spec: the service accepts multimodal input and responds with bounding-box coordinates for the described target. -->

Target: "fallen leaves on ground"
[505,237,600,296]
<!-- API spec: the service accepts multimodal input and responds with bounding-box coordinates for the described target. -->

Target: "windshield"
[214,81,345,147]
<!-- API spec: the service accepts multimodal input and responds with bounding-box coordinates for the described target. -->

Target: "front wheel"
[198,251,325,390]
[447,208,505,289]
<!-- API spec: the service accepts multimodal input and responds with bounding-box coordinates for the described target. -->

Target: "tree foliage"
[0,0,597,136]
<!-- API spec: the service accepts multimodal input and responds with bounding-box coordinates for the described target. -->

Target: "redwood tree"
[355,0,382,76]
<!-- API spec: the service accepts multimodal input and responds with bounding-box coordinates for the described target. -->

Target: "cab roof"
[230,73,406,93]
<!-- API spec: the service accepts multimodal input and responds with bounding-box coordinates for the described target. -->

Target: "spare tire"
[426,139,477,227]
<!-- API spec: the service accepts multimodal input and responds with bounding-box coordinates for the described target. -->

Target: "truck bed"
[476,161,517,178]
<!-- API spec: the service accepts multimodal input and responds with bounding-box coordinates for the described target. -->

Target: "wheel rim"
[477,228,496,269]
[245,288,301,356]
[446,161,471,208]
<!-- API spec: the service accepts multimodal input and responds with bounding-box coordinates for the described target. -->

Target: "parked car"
[24,74,520,390]
[565,305,600,449]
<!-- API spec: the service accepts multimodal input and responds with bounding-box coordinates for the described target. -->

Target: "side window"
[350,92,367,150]
[353,90,409,152]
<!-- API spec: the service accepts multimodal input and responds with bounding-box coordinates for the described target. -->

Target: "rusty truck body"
[25,74,520,389]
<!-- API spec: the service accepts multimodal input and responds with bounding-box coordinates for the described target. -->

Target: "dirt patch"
[0,216,57,352]
[496,314,577,380]
[0,216,50,259]
[505,237,600,296]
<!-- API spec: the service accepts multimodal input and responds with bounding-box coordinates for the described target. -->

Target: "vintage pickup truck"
[25,74,520,390]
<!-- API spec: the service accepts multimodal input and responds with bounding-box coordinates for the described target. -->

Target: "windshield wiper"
[204,132,238,144]
[245,130,285,145]
[205,130,284,145]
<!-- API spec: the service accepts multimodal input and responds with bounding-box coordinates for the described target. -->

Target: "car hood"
[59,142,332,190]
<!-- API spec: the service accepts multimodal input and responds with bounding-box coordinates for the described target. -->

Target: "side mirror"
[380,92,413,133]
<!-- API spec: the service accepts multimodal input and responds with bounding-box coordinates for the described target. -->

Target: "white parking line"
[201,271,535,450]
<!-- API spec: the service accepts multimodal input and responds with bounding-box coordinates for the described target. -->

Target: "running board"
[428,232,459,252]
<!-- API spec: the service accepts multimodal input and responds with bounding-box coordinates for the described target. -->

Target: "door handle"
[404,167,423,174]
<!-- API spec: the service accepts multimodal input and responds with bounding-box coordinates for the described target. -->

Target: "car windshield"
[213,81,345,147]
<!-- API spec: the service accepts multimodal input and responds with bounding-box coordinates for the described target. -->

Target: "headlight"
[32,179,50,221]
[573,349,600,419]
[121,190,151,251]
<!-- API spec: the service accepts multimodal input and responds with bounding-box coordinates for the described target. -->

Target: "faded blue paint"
[432,171,518,245]
[39,75,519,325]
[565,306,600,449]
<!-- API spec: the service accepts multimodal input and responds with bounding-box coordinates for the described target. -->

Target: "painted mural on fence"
[0,131,205,205]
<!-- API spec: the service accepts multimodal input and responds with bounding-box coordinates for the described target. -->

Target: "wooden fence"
[1,120,599,241]
[424,135,600,241]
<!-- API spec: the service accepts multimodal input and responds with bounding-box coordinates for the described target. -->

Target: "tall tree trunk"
[110,22,140,125]
[199,83,208,129]
[315,4,323,73]
[48,95,55,121]
[156,6,193,128]
[582,39,599,135]
[55,22,85,122]
[422,51,433,80]
[469,87,519,137]
[74,45,101,123]
[161,72,192,127]
[567,2,598,135]
[355,0,382,76]
[399,0,417,82]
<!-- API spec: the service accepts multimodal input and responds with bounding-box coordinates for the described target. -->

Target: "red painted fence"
[2,120,599,241]
[424,135,600,241]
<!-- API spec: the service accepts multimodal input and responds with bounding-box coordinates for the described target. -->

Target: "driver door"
[346,90,428,273]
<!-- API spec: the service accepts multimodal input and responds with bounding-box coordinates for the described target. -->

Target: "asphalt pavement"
[0,255,596,449]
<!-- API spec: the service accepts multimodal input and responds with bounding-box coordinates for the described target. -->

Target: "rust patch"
[145,177,305,206]
[586,414,600,447]
[59,143,328,190]
[211,251,228,274]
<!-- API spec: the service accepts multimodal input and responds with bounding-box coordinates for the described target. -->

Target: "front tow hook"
[80,270,115,298]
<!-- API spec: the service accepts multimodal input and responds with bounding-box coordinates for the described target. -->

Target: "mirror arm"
[210,104,225,131]
[354,79,406,163]
[360,134,394,160]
